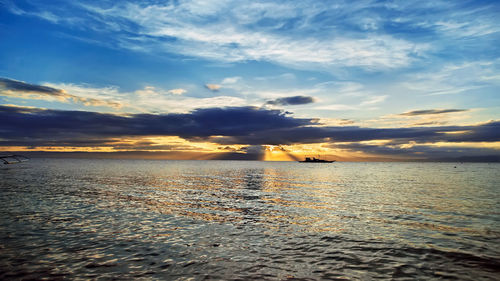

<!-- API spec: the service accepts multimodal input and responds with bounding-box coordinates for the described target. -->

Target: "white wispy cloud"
[369,108,477,128]
[412,3,500,38]
[9,0,500,72]
[254,73,296,81]
[136,86,187,96]
[167,88,187,95]
[45,83,247,113]
[313,104,356,111]
[400,60,500,96]
[221,77,241,84]
[141,24,422,69]
[14,0,434,70]
[360,95,388,106]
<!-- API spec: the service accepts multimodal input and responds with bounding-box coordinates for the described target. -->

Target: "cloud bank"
[1,105,498,148]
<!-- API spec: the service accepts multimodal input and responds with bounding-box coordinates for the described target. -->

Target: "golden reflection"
[86,164,355,233]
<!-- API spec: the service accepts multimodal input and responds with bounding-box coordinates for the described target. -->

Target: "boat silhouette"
[299,156,335,163]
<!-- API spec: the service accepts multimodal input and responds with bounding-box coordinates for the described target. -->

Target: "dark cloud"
[218,146,238,151]
[339,119,355,125]
[197,122,500,145]
[0,105,312,141]
[212,152,262,160]
[399,109,467,116]
[411,121,448,126]
[1,105,499,160]
[333,142,500,162]
[240,145,266,154]
[0,77,62,94]
[266,96,315,106]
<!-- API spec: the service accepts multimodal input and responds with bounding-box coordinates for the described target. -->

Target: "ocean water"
[0,159,499,280]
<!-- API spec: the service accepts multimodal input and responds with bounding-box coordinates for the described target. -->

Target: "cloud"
[1,105,498,148]
[1,104,498,160]
[205,84,221,91]
[0,77,62,94]
[266,96,315,106]
[313,104,356,111]
[400,60,500,97]
[0,105,312,141]
[41,83,248,113]
[360,95,387,106]
[136,86,187,96]
[399,109,468,116]
[9,1,441,70]
[221,77,241,84]
[0,78,122,109]
[199,120,500,146]
[421,18,500,38]
[166,88,187,95]
[8,1,500,74]
[133,94,248,113]
[332,141,500,162]
[339,119,355,125]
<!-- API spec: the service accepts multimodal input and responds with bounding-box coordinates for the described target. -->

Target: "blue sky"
[1,0,499,160]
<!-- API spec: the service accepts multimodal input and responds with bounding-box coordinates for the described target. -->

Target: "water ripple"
[1,159,499,280]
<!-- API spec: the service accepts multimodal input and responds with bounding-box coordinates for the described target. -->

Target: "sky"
[1,0,499,161]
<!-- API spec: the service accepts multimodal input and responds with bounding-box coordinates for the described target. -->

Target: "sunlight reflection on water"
[0,159,499,279]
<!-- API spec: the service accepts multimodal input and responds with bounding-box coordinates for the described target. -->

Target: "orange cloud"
[205,83,221,91]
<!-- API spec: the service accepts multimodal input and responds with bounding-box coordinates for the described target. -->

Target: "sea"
[0,158,499,280]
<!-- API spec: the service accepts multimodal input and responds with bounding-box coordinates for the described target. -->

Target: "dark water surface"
[1,159,499,280]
